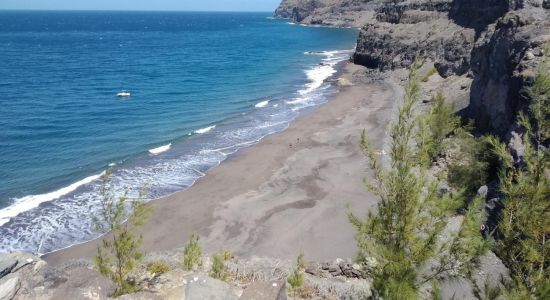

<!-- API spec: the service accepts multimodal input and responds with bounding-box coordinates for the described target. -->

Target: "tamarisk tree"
[489,64,550,298]
[93,172,152,297]
[349,58,489,299]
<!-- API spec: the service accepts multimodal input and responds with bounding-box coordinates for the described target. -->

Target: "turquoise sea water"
[0,11,357,254]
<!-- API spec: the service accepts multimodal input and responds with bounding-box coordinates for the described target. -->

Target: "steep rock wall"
[274,0,382,27]
[468,8,550,134]
[276,0,550,135]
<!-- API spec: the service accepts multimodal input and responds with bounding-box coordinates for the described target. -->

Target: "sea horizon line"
[0,9,275,13]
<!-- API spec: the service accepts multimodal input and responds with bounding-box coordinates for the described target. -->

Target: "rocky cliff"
[275,0,550,135]
[274,0,383,27]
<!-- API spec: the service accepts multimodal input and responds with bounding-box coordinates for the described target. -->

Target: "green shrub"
[182,233,202,271]
[447,132,492,196]
[209,250,231,282]
[489,63,550,296]
[350,57,489,299]
[417,92,462,167]
[287,252,305,291]
[147,261,171,275]
[93,172,152,297]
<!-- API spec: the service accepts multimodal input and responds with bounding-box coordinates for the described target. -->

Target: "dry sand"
[44,63,400,265]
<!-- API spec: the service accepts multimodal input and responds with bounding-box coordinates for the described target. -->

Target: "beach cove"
[44,63,400,265]
[0,11,359,254]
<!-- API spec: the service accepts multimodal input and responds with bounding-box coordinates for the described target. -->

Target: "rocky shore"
[1,250,373,300]
[276,0,550,136]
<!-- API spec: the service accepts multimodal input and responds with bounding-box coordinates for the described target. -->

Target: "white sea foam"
[287,49,351,105]
[286,96,307,105]
[149,143,172,155]
[255,100,269,108]
[0,171,105,226]
[0,47,354,255]
[194,125,216,134]
[299,65,337,95]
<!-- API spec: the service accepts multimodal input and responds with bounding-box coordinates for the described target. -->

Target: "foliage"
[417,92,462,167]
[182,233,202,271]
[349,57,489,299]
[287,251,306,291]
[147,261,171,275]
[209,250,232,282]
[447,132,492,196]
[430,280,442,300]
[93,172,152,297]
[489,65,550,297]
[475,277,503,300]
[526,46,550,140]
[527,71,550,139]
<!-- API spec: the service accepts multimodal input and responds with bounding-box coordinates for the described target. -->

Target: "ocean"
[0,11,357,254]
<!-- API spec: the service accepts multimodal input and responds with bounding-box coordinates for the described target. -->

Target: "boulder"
[240,280,287,300]
[0,252,42,281]
[328,265,342,276]
[9,253,40,273]
[0,277,20,300]
[0,256,17,279]
[184,274,238,300]
[119,291,162,300]
[477,185,488,199]
[49,267,114,300]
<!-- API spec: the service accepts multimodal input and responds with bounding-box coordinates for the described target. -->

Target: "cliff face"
[274,0,382,27]
[275,0,550,135]
[468,8,550,135]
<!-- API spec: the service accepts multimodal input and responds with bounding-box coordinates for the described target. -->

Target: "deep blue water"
[0,11,357,254]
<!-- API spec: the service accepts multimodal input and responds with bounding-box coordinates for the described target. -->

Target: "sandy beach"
[44,63,400,265]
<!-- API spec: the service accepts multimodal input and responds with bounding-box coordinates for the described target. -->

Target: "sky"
[0,0,282,12]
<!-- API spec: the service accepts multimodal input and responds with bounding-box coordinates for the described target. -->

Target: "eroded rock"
[0,277,20,300]
[184,274,239,300]
[240,280,287,300]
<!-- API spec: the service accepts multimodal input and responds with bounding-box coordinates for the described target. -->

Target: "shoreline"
[44,62,400,265]
[0,47,355,254]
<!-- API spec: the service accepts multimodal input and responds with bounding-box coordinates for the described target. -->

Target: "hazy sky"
[0,0,282,12]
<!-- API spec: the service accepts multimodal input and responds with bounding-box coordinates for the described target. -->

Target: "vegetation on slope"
[93,172,152,297]
[349,57,489,299]
[489,59,550,299]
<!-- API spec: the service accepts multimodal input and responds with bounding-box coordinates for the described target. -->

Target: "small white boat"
[117,91,131,97]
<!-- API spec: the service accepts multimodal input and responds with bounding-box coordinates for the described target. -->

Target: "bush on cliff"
[447,132,492,197]
[147,261,171,276]
[182,233,202,271]
[416,92,462,167]
[489,65,550,298]
[209,250,232,282]
[287,251,306,296]
[349,57,489,299]
[93,172,152,297]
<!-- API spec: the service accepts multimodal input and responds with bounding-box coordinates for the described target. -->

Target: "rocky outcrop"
[1,251,372,300]
[345,0,549,135]
[274,0,384,27]
[0,252,45,300]
[277,0,549,135]
[468,7,550,134]
[184,274,239,300]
